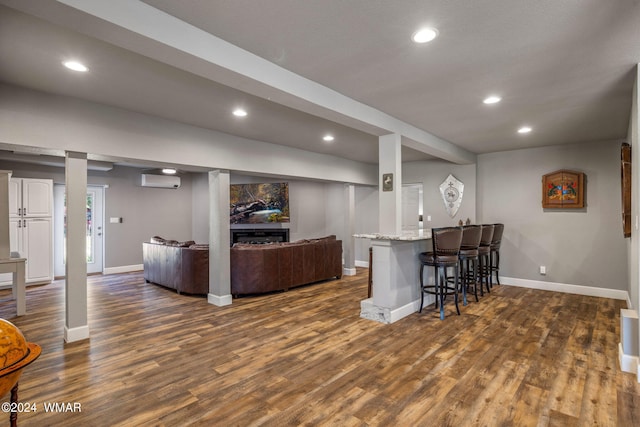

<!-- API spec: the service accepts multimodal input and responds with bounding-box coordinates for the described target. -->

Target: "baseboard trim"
[208,293,232,306]
[64,325,90,343]
[501,276,630,301]
[619,342,640,378]
[355,260,369,268]
[103,264,143,275]
[343,267,357,276]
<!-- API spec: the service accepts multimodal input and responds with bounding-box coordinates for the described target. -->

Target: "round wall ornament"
[439,174,464,218]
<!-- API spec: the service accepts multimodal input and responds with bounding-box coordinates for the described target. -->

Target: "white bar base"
[360,297,422,324]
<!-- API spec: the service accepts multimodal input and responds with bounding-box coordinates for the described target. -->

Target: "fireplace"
[230,228,290,246]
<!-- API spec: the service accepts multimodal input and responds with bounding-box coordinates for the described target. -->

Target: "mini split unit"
[141,173,181,189]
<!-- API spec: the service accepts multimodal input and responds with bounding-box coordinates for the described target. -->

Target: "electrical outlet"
[427,215,432,222]
[539,266,546,275]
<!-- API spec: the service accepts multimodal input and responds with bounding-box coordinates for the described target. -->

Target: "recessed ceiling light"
[412,27,438,44]
[162,168,177,175]
[62,60,88,72]
[323,135,335,142]
[483,96,502,104]
[518,126,532,134]
[233,108,247,117]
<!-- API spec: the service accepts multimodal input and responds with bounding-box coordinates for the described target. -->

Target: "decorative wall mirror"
[621,142,631,238]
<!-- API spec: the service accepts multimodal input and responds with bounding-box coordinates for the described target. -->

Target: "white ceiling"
[1,0,639,168]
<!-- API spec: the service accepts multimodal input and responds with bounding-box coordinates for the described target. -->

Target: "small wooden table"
[0,258,26,316]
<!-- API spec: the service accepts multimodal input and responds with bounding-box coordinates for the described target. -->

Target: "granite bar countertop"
[353,229,432,241]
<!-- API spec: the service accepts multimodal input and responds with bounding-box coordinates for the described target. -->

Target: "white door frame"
[54,184,105,277]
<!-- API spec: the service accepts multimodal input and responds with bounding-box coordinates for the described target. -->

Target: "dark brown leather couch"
[143,239,209,295]
[143,235,342,297]
[230,235,343,296]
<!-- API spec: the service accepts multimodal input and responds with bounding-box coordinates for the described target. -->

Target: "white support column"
[0,170,10,259]
[379,134,402,235]
[343,183,356,276]
[64,151,89,342]
[208,170,232,306]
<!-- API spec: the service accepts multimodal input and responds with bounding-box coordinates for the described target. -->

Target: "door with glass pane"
[54,185,104,276]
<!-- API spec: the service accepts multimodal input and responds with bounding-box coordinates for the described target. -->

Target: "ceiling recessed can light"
[518,126,532,134]
[63,60,88,72]
[162,168,177,175]
[412,27,438,43]
[233,108,247,117]
[483,96,502,104]
[323,135,335,142]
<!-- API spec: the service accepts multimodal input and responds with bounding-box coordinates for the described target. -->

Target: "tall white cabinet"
[0,178,53,286]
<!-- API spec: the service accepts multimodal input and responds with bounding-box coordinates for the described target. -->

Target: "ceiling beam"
[12,0,477,164]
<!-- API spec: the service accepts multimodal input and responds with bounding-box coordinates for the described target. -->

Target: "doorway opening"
[53,184,105,277]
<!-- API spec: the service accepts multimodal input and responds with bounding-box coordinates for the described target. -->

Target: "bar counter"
[354,229,433,324]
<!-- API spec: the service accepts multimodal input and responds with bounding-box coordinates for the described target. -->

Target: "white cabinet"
[23,218,53,282]
[1,178,53,286]
[9,178,52,217]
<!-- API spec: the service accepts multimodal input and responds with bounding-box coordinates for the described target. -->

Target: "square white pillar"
[379,134,402,236]
[0,170,10,260]
[208,170,232,306]
[343,183,356,276]
[64,152,89,342]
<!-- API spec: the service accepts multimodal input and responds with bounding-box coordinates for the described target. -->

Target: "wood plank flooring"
[1,269,639,426]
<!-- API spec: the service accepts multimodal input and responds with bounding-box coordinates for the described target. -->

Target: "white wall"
[193,174,347,244]
[404,160,477,227]
[354,185,379,263]
[0,84,377,186]
[478,140,628,290]
[1,161,193,269]
[629,66,639,311]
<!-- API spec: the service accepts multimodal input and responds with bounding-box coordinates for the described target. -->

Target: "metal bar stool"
[489,223,504,287]
[478,224,494,295]
[418,226,463,320]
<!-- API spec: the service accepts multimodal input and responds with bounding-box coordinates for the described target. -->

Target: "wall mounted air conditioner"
[141,174,181,189]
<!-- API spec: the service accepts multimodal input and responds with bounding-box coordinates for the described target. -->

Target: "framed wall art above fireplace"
[542,170,585,209]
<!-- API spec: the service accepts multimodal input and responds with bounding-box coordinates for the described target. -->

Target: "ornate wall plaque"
[439,174,464,218]
[542,170,585,209]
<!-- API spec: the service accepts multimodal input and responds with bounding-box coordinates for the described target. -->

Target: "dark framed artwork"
[542,170,585,209]
[621,143,631,238]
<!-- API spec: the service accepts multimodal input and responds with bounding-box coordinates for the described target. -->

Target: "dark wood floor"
[1,269,639,426]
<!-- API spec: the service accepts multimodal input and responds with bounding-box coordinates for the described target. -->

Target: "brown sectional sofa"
[230,235,343,296]
[142,235,342,297]
[143,238,209,295]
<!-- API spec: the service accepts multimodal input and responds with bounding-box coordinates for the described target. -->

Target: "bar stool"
[478,224,494,295]
[489,223,504,287]
[458,225,482,303]
[419,227,463,320]
[367,247,373,298]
